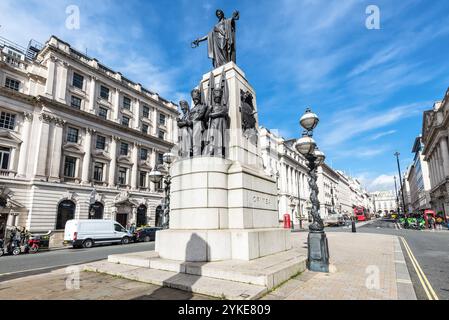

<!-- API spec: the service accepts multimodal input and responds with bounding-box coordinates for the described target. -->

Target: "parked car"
[325,213,344,227]
[133,227,162,242]
[63,219,133,249]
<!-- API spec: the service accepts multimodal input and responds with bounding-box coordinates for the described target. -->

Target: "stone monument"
[156,9,291,261]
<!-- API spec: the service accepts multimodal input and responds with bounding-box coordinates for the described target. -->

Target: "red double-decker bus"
[354,206,367,222]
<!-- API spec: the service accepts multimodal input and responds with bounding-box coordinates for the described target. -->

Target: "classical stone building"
[259,127,310,226]
[0,35,178,237]
[260,127,370,224]
[406,136,431,212]
[370,191,397,215]
[317,163,340,218]
[422,99,449,216]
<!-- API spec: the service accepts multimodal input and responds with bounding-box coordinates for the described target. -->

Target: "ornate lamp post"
[295,108,330,273]
[149,152,175,229]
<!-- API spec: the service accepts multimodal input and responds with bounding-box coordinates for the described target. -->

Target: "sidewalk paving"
[261,232,416,300]
[0,231,416,300]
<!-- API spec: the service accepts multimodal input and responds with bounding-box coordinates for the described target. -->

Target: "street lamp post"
[394,152,407,217]
[149,152,175,229]
[295,108,330,273]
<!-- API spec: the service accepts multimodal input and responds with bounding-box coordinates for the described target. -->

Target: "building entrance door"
[116,213,128,228]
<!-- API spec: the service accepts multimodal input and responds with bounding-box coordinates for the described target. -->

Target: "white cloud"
[369,130,397,141]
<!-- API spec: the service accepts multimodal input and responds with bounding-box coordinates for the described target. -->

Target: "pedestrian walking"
[129,223,136,234]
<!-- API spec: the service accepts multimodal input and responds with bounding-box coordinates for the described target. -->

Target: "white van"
[63,219,132,248]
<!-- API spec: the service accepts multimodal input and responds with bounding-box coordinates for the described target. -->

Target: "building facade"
[407,136,431,212]
[370,191,397,215]
[0,36,178,238]
[422,99,449,216]
[317,163,340,218]
[260,128,310,226]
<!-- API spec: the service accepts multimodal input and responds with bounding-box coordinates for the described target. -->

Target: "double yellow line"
[400,236,439,300]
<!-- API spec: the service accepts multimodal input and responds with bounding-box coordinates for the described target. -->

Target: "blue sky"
[1,0,449,191]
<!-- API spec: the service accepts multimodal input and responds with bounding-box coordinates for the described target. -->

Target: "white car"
[63,219,132,249]
[325,214,344,227]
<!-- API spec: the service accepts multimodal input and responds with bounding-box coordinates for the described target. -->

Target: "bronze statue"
[177,100,193,158]
[192,9,240,68]
[190,89,208,157]
[203,70,229,158]
[240,89,258,145]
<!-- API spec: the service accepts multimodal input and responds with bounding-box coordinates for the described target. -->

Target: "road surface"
[327,219,449,300]
[0,242,155,281]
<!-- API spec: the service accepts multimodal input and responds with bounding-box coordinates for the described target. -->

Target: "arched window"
[136,205,147,227]
[89,202,104,220]
[56,200,76,230]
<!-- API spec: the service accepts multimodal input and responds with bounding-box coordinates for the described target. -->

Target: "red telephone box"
[283,214,291,229]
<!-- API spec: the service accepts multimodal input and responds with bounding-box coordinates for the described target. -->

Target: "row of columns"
[16,111,161,191]
[428,136,449,188]
[280,162,308,200]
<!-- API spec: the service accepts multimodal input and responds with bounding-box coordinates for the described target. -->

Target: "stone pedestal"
[307,232,330,273]
[156,62,291,262]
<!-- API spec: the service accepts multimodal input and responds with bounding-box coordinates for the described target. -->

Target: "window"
[142,123,149,134]
[139,171,147,188]
[98,107,108,120]
[72,72,84,90]
[122,116,130,127]
[118,167,127,185]
[123,96,131,110]
[56,200,75,230]
[96,135,106,150]
[93,162,104,181]
[5,77,20,91]
[0,147,10,170]
[143,105,150,118]
[100,85,110,100]
[157,152,164,165]
[140,148,148,161]
[0,112,16,130]
[70,96,82,109]
[114,223,125,232]
[120,142,129,156]
[64,156,77,178]
[158,130,165,140]
[66,127,79,143]
[159,113,166,125]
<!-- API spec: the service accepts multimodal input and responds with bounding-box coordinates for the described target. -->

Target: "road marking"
[400,236,439,300]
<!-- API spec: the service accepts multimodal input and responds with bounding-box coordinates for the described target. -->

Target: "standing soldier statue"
[190,89,208,156]
[177,100,193,158]
[192,9,240,68]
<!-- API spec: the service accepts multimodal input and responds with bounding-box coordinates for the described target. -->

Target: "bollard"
[352,219,357,233]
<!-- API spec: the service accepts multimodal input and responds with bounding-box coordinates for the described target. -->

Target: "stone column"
[49,118,65,182]
[150,149,156,192]
[33,114,52,178]
[108,136,118,187]
[81,128,93,184]
[88,76,97,112]
[131,143,139,190]
[56,61,68,102]
[134,100,141,130]
[113,89,120,121]
[45,56,56,97]
[17,112,33,177]
[440,137,449,177]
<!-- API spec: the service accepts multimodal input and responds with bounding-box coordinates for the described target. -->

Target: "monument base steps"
[82,247,306,300]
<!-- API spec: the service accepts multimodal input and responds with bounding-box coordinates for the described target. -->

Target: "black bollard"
[352,219,357,233]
